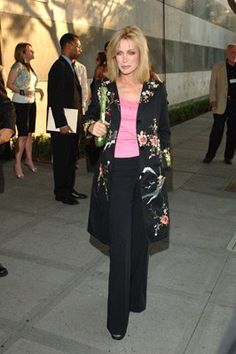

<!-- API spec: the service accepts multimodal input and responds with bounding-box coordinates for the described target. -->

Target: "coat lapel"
[137,82,148,124]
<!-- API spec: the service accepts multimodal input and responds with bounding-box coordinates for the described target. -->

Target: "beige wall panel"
[165,5,236,49]
[1,13,71,79]
[2,0,55,21]
[2,1,236,47]
[1,13,71,136]
[2,0,163,37]
[166,71,211,105]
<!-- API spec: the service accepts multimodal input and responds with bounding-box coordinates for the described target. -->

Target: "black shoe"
[111,333,126,340]
[71,190,87,199]
[0,264,8,277]
[203,156,213,163]
[224,159,232,165]
[55,196,79,205]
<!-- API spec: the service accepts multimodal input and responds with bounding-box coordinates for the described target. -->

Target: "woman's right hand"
[88,120,109,137]
[210,100,217,112]
[0,128,14,145]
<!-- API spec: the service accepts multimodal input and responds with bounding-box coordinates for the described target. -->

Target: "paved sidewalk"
[0,112,236,354]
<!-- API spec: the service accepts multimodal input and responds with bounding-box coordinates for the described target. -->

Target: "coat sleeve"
[158,84,171,168]
[82,80,101,135]
[48,61,68,128]
[0,67,16,132]
[209,63,217,103]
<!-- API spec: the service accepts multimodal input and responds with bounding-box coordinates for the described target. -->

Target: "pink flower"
[150,135,158,147]
[138,132,148,146]
[160,215,169,225]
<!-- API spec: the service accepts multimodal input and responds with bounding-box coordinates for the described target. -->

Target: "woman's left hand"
[36,88,44,101]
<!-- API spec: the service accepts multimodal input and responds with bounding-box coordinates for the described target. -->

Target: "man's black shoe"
[111,333,126,340]
[71,189,87,199]
[55,196,79,205]
[0,264,8,277]
[224,159,232,165]
[203,156,213,163]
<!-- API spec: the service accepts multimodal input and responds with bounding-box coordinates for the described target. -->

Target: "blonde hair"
[106,25,150,82]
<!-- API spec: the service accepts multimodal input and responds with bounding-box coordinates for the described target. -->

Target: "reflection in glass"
[162,0,236,32]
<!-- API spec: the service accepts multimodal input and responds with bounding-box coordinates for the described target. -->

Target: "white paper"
[47,107,78,133]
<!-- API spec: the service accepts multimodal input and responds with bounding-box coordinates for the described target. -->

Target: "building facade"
[0,0,236,133]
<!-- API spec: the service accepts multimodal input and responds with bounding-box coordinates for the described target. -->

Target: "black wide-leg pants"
[107,157,149,335]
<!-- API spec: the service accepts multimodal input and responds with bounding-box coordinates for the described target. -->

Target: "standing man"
[203,44,236,164]
[47,33,87,204]
[0,65,16,277]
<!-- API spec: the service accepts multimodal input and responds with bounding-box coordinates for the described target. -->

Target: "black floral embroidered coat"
[82,79,171,245]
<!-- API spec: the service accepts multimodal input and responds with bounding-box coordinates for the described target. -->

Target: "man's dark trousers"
[51,132,79,198]
[206,99,236,161]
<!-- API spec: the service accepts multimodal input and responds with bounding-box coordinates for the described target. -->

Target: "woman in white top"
[7,42,44,178]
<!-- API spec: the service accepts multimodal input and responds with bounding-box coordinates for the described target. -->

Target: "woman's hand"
[36,88,44,101]
[210,100,217,112]
[88,120,109,137]
[0,128,14,145]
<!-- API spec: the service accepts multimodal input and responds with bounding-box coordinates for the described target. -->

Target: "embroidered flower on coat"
[150,135,158,147]
[97,161,110,200]
[138,131,148,146]
[149,201,169,237]
[140,80,159,103]
[137,119,161,159]
[160,215,169,225]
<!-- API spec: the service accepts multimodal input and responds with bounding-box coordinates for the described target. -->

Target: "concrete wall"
[0,0,236,133]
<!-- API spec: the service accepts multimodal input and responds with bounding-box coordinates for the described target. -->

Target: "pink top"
[114,96,140,158]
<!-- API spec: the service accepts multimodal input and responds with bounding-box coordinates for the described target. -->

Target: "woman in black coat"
[83,25,171,340]
[0,65,16,277]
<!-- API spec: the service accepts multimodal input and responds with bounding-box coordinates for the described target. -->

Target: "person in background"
[90,51,107,95]
[7,42,44,178]
[150,63,161,81]
[0,64,16,277]
[83,25,171,340]
[94,51,107,80]
[86,50,108,172]
[203,43,236,164]
[104,41,110,53]
[47,33,87,205]
[73,59,89,114]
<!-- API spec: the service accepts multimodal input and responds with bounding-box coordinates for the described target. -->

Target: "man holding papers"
[47,33,87,204]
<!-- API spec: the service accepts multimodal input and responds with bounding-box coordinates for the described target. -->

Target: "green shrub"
[11,134,52,162]
[9,98,210,162]
[32,134,51,162]
[169,97,210,126]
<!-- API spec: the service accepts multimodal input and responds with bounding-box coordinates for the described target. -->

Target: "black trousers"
[51,132,79,198]
[206,100,236,160]
[107,157,149,335]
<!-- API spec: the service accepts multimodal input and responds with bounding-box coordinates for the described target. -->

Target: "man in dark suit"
[0,65,16,277]
[48,33,87,205]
